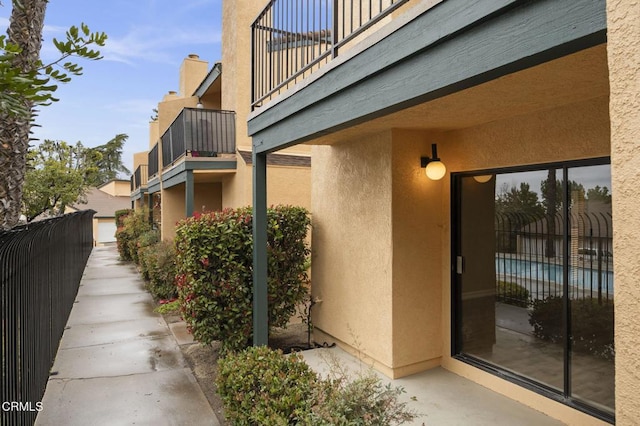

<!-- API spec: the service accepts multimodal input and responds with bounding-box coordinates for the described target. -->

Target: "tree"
[587,185,612,204]
[0,0,107,230]
[541,170,559,258]
[541,176,586,211]
[496,182,544,218]
[495,182,544,254]
[22,134,130,221]
[22,140,92,221]
[86,134,131,187]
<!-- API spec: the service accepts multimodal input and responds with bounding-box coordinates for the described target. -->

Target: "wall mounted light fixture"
[420,144,446,180]
[473,175,493,183]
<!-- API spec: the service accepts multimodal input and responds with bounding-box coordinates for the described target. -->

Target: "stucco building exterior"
[246,0,640,424]
[130,50,311,240]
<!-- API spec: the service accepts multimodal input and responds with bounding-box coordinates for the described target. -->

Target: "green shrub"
[217,347,418,426]
[529,296,614,359]
[140,240,178,300]
[306,370,417,425]
[115,207,152,262]
[174,205,310,353]
[137,230,160,280]
[115,209,132,227]
[216,346,318,425]
[496,281,530,308]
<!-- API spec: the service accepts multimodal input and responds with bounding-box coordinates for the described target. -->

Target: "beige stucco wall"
[91,218,99,246]
[222,0,263,151]
[149,120,159,150]
[221,173,242,209]
[220,154,312,211]
[193,182,222,214]
[267,165,312,210]
[161,184,185,240]
[179,54,208,97]
[159,181,223,239]
[311,132,395,370]
[607,1,640,424]
[133,151,148,171]
[99,180,131,197]
[390,129,443,375]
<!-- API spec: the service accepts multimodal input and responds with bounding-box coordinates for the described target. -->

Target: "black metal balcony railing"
[251,0,409,108]
[161,108,236,169]
[132,164,148,191]
[148,143,159,179]
[1,211,94,426]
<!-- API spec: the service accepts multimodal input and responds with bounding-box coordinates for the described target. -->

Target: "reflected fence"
[1,211,94,426]
[495,210,613,305]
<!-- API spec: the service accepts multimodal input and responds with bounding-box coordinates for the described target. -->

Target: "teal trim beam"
[252,150,268,346]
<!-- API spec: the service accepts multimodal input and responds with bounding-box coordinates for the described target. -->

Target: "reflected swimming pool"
[495,257,614,294]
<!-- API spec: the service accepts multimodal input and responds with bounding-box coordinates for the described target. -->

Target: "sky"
[0,0,223,175]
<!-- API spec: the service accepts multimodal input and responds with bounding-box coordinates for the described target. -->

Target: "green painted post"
[185,170,194,217]
[252,150,268,346]
[148,193,153,225]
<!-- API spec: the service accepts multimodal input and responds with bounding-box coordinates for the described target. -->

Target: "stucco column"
[607,1,640,424]
[252,150,268,345]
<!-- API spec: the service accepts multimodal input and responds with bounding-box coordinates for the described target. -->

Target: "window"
[452,159,614,422]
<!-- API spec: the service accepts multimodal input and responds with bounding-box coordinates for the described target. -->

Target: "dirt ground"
[162,312,311,425]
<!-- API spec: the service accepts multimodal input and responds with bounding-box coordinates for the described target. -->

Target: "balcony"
[161,108,236,169]
[148,143,159,179]
[251,0,409,108]
[131,164,148,191]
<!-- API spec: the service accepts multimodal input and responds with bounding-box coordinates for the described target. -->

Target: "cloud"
[43,23,68,34]
[182,0,220,11]
[104,98,158,115]
[0,16,65,33]
[101,25,221,66]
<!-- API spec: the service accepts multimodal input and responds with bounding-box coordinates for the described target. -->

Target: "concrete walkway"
[35,246,218,426]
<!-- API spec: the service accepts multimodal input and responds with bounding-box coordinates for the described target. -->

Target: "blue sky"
[0,0,223,175]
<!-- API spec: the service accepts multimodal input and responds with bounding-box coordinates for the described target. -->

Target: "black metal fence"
[251,0,410,108]
[132,164,148,191]
[495,210,613,306]
[161,108,236,168]
[1,211,94,426]
[148,143,159,179]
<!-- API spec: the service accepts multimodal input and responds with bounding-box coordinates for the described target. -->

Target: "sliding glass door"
[453,160,614,421]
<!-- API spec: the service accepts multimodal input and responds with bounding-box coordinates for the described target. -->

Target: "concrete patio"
[302,347,565,426]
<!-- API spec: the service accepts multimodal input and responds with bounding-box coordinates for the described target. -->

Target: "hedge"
[174,205,310,352]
